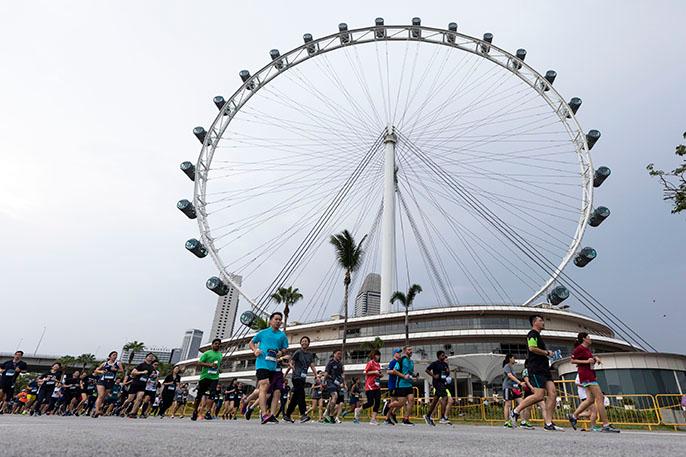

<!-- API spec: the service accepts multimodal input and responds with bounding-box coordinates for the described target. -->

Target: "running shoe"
[268,415,279,424]
[352,418,360,424]
[283,415,294,423]
[384,418,395,426]
[260,414,272,424]
[439,417,452,425]
[401,419,415,427]
[245,406,254,421]
[334,416,341,424]
[503,420,513,428]
[323,415,333,424]
[543,423,564,431]
[300,415,311,424]
[591,426,603,432]
[382,401,389,416]
[424,414,435,426]
[390,413,398,424]
[369,419,379,425]
[600,425,620,433]
[520,421,534,430]
[509,410,520,428]
[567,414,578,430]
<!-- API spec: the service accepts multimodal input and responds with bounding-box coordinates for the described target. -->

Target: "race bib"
[300,372,307,379]
[374,378,381,387]
[207,368,218,375]
[139,376,148,382]
[333,379,341,386]
[265,349,278,362]
[104,372,115,380]
[168,385,176,391]
[445,376,452,384]
[5,369,15,377]
[440,374,447,379]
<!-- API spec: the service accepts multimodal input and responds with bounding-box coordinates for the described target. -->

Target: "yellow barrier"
[655,394,686,428]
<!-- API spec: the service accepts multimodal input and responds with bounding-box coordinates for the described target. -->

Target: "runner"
[248,312,289,424]
[124,352,156,418]
[104,379,123,416]
[322,349,344,423]
[510,315,563,431]
[284,335,318,423]
[0,351,28,413]
[191,338,223,421]
[32,362,62,415]
[170,383,188,418]
[221,380,236,420]
[385,346,416,426]
[93,351,124,418]
[140,360,160,418]
[574,373,597,430]
[567,332,619,433]
[310,371,324,421]
[232,382,244,420]
[424,350,451,426]
[501,353,524,428]
[382,349,402,425]
[517,363,536,429]
[344,377,361,419]
[155,365,180,418]
[60,370,81,416]
[354,350,383,425]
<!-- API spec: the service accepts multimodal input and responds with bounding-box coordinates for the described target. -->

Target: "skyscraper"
[354,273,381,317]
[121,346,174,365]
[209,274,241,341]
[179,329,203,361]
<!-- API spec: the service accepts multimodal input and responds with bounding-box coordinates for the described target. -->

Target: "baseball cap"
[392,348,402,355]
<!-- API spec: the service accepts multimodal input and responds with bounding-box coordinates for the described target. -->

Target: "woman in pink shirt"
[567,332,619,433]
[353,350,383,425]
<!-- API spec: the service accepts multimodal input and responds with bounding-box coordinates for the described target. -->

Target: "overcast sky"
[1,1,684,358]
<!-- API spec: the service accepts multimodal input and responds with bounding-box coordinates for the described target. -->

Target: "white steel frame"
[192,23,595,310]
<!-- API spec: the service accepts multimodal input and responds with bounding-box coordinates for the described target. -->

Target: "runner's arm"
[248,340,261,357]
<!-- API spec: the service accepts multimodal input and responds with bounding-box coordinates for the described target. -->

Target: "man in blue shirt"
[382,348,402,425]
[249,311,288,424]
[385,346,417,426]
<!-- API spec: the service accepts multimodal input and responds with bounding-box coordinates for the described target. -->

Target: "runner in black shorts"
[424,351,450,426]
[510,315,563,431]
[60,370,81,416]
[322,349,344,424]
[158,365,181,418]
[93,351,124,418]
[0,351,28,413]
[125,352,156,418]
[191,338,223,421]
[140,360,160,418]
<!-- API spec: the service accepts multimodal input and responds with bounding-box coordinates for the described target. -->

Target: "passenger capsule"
[593,166,611,187]
[177,199,197,219]
[303,33,316,55]
[568,97,582,117]
[193,127,206,144]
[586,130,601,150]
[375,18,385,39]
[180,161,195,181]
[481,33,493,53]
[411,17,421,38]
[339,23,350,44]
[588,206,610,227]
[206,276,230,296]
[447,22,457,43]
[185,238,208,258]
[547,286,570,306]
[574,247,597,267]
[270,49,284,70]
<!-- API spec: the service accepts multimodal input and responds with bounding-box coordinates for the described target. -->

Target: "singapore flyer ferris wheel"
[177,18,612,330]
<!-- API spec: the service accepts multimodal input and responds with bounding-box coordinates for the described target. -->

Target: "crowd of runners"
[0,312,619,432]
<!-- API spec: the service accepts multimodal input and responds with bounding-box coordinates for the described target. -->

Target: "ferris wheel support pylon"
[380,125,397,314]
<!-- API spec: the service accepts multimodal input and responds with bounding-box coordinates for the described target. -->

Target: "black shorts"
[504,387,522,401]
[97,378,116,390]
[144,390,156,400]
[336,392,345,404]
[256,369,274,382]
[197,378,218,397]
[129,382,146,395]
[528,371,553,389]
[387,388,397,398]
[433,383,448,398]
[1,382,15,397]
[233,398,241,407]
[394,387,413,398]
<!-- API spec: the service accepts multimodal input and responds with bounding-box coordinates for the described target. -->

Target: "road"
[0,416,683,457]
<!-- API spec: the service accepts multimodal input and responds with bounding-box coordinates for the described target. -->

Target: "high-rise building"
[170,347,182,365]
[121,346,174,365]
[209,274,242,341]
[354,273,381,317]
[180,329,203,361]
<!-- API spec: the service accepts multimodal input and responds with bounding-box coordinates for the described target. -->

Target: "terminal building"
[177,304,686,397]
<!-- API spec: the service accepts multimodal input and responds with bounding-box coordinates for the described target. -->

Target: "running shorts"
[197,378,218,397]
[394,387,413,397]
[256,369,273,382]
[528,370,553,389]
[433,383,448,398]
[1,381,15,397]
[269,371,285,393]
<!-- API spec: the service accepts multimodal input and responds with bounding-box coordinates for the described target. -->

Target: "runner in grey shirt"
[284,336,318,423]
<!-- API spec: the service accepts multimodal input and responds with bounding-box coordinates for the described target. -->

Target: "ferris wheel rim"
[192,22,595,309]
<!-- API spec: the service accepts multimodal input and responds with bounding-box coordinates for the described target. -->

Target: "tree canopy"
[647,132,686,213]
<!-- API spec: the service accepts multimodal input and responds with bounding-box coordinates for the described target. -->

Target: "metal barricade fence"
[655,394,686,428]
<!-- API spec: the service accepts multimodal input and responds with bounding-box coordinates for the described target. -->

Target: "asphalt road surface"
[0,416,683,457]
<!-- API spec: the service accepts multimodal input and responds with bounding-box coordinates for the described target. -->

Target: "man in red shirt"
[353,350,382,424]
[567,332,619,433]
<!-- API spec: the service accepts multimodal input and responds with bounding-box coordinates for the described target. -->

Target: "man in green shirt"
[191,338,223,421]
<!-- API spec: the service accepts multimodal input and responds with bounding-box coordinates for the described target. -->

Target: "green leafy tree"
[123,341,145,366]
[76,353,97,370]
[647,132,686,213]
[330,229,366,365]
[361,336,385,354]
[56,355,76,368]
[270,286,303,335]
[391,284,423,348]
[251,316,269,331]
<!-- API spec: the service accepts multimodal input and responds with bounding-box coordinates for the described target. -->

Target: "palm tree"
[330,229,366,366]
[361,336,385,354]
[76,353,97,369]
[252,316,269,331]
[391,284,423,348]
[56,355,76,368]
[123,341,145,366]
[270,286,303,335]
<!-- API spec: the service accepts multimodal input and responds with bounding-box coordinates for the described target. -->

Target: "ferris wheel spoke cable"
[400,132,655,351]
[398,153,546,298]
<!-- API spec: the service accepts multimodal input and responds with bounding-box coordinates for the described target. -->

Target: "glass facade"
[562,369,686,395]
